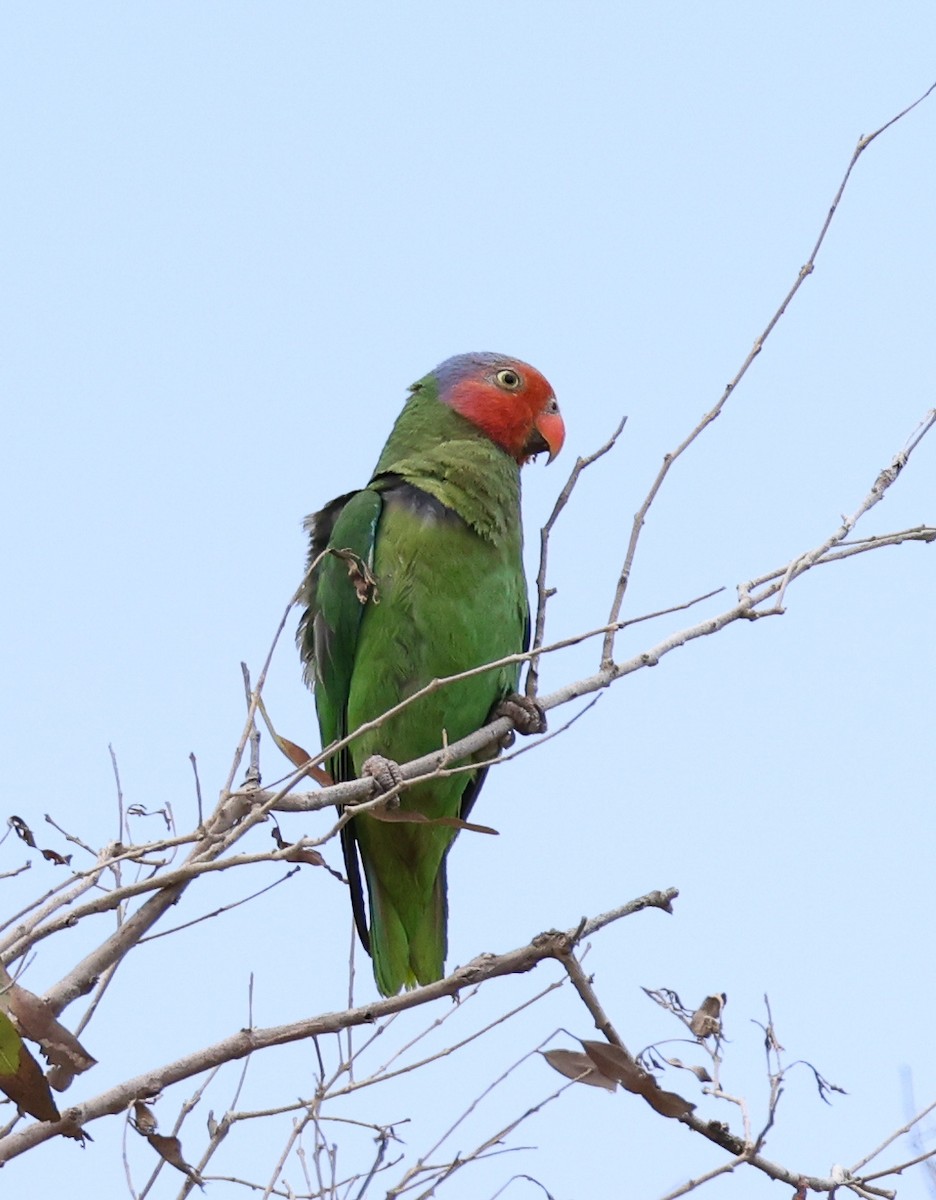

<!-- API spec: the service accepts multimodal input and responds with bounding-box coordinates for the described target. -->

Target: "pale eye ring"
[495,368,522,391]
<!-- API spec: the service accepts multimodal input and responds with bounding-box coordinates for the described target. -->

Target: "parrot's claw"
[494,693,547,740]
[361,754,405,797]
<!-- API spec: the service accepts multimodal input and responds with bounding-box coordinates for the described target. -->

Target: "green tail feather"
[367,862,448,997]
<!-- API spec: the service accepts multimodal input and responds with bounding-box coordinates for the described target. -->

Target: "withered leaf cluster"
[544,1040,695,1119]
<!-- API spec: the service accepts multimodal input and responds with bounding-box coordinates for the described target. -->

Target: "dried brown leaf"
[269,826,335,871]
[283,844,327,867]
[126,803,173,827]
[147,1133,201,1182]
[133,1100,158,1135]
[0,1011,60,1124]
[581,1040,644,1089]
[279,741,333,785]
[8,816,71,866]
[132,1102,201,1182]
[277,736,314,769]
[41,848,71,866]
[255,697,334,785]
[541,1049,617,1092]
[581,1040,695,1119]
[663,1056,712,1083]
[7,984,97,1088]
[269,826,313,859]
[369,807,498,835]
[690,993,726,1038]
[644,1086,696,1119]
[331,547,379,605]
[8,816,37,848]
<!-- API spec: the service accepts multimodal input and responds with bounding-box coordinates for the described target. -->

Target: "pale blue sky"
[2,4,935,1197]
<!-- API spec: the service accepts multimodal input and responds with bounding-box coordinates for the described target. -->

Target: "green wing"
[298,486,383,951]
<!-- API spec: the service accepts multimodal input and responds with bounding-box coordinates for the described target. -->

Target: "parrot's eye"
[495,368,522,391]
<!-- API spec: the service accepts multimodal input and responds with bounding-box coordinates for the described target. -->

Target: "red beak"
[535,407,566,463]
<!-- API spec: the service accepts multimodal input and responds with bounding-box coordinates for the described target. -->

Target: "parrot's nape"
[298,352,565,996]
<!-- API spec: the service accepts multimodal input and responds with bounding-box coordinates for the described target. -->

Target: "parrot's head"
[425,352,565,465]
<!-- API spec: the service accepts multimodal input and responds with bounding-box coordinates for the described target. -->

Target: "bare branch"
[526,414,627,698]
[0,889,674,1162]
[850,1096,936,1174]
[601,82,936,668]
[657,1157,748,1200]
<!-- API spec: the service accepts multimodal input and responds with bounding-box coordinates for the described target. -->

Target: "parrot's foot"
[361,754,405,799]
[494,693,547,745]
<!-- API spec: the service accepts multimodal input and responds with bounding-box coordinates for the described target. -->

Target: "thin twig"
[189,754,204,830]
[526,415,627,698]
[657,1156,748,1200]
[850,1096,936,1174]
[222,587,302,797]
[0,888,674,1162]
[601,83,936,669]
[109,744,127,847]
[138,869,300,943]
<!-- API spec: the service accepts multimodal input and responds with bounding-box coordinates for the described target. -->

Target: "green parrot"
[298,352,565,996]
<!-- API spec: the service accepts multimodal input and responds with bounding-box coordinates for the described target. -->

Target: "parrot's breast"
[346,481,525,778]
